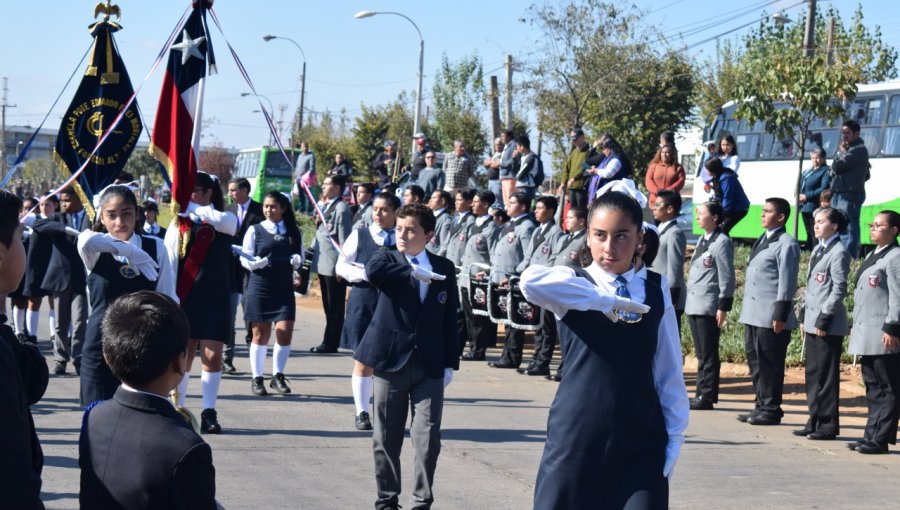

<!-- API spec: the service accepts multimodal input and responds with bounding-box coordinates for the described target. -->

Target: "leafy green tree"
[21,158,59,194]
[123,150,166,189]
[431,54,488,158]
[694,38,743,122]
[350,92,421,182]
[732,4,897,236]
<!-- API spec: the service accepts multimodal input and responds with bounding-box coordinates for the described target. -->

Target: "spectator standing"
[415,152,445,198]
[799,148,832,251]
[830,119,869,258]
[498,130,517,206]
[372,141,403,186]
[645,144,686,206]
[407,133,430,180]
[585,135,631,201]
[514,135,543,200]
[329,153,352,178]
[705,158,750,236]
[483,137,504,209]
[719,135,741,174]
[560,128,590,211]
[442,140,475,192]
[295,142,317,215]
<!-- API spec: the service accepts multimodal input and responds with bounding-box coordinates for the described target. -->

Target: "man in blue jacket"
[831,119,869,258]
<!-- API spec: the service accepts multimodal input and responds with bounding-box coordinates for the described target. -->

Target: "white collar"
[120,382,173,404]
[405,250,427,262]
[658,219,676,232]
[369,222,394,237]
[434,208,446,216]
[818,233,839,248]
[587,262,636,285]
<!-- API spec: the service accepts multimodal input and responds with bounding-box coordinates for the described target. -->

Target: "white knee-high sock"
[13,307,26,334]
[201,370,221,410]
[47,309,56,337]
[26,309,39,337]
[249,343,267,378]
[273,344,291,375]
[177,372,190,406]
[351,375,374,414]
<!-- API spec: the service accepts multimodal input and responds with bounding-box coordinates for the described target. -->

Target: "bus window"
[805,129,840,156]
[860,127,882,156]
[888,95,900,124]
[848,97,886,126]
[760,133,794,160]
[264,151,295,178]
[736,118,764,133]
[734,133,759,160]
[883,127,900,156]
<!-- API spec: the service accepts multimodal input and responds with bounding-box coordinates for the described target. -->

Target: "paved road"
[30,301,899,509]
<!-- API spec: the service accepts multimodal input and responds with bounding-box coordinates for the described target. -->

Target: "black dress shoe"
[461,350,486,361]
[736,411,757,423]
[200,408,222,434]
[526,365,551,376]
[807,432,836,441]
[355,411,373,431]
[856,441,888,455]
[269,373,292,394]
[690,397,714,411]
[251,376,268,396]
[488,360,518,369]
[545,372,562,382]
[516,361,536,374]
[846,440,866,451]
[792,428,813,437]
[15,332,28,344]
[309,344,338,354]
[747,415,781,426]
[53,361,67,375]
[222,361,237,374]
[26,335,38,345]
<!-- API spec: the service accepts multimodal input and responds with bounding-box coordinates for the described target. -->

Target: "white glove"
[443,368,454,388]
[247,256,270,271]
[64,226,81,237]
[20,213,36,227]
[411,264,447,283]
[592,293,651,323]
[112,240,159,281]
[663,457,676,480]
[290,253,303,269]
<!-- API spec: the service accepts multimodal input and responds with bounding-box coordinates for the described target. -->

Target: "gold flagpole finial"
[94,0,121,21]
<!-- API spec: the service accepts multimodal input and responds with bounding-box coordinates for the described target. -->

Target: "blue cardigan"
[716,170,750,214]
[799,164,831,213]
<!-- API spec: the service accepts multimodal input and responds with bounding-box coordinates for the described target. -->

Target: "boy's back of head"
[102,291,189,388]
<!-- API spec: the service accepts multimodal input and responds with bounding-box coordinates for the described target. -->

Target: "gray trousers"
[373,354,444,510]
[53,287,87,365]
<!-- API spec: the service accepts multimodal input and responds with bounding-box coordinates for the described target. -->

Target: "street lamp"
[241,92,275,145]
[263,35,306,147]
[355,10,424,158]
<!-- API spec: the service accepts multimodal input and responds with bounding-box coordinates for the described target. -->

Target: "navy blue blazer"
[31,212,91,293]
[79,387,217,510]
[354,248,460,377]
[799,164,831,213]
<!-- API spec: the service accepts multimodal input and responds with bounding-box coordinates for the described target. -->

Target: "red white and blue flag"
[149,0,216,214]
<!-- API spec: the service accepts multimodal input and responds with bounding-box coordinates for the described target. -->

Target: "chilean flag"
[149,0,216,214]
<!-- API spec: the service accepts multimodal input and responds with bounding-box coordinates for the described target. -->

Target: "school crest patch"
[569,250,579,261]
[703,256,714,268]
[541,246,550,255]
[869,274,880,288]
[815,271,827,284]
[326,221,334,234]
[438,291,448,303]
[475,236,485,247]
[119,264,138,279]
[507,234,516,244]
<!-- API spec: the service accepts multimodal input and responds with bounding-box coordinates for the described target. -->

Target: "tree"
[21,158,59,195]
[431,54,488,158]
[694,38,744,122]
[123,150,166,189]
[198,143,235,188]
[350,92,423,183]
[521,0,695,187]
[732,4,898,236]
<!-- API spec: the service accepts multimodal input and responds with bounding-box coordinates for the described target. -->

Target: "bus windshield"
[264,151,295,178]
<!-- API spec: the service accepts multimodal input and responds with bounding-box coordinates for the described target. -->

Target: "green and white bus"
[694,81,900,245]
[232,146,299,202]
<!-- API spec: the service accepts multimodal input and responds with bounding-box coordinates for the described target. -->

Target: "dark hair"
[230,177,251,193]
[456,188,476,201]
[589,191,644,230]
[195,172,225,211]
[102,291,190,385]
[374,191,401,211]
[405,185,425,203]
[93,185,140,234]
[397,203,436,234]
[659,131,675,144]
[765,197,791,223]
[656,190,682,211]
[492,209,510,223]
[476,190,496,206]
[434,190,452,207]
[701,201,724,226]
[380,183,398,196]
[22,196,38,210]
[820,188,832,203]
[814,207,848,234]
[704,156,725,176]
[326,174,347,189]
[720,134,738,156]
[568,206,588,222]
[0,190,23,248]
[142,200,160,213]
[116,171,135,183]
[641,228,660,267]
[510,191,532,211]
[59,186,76,197]
[41,192,60,207]
[599,135,633,176]
[842,119,861,134]
[536,195,559,212]
[357,182,375,196]
[515,135,530,149]
[263,191,303,249]
[877,210,900,238]
[502,129,514,139]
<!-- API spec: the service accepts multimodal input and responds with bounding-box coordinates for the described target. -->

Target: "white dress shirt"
[475,214,492,227]
[336,223,394,282]
[239,219,302,271]
[143,222,162,236]
[519,262,689,477]
[405,250,431,302]
[78,231,177,302]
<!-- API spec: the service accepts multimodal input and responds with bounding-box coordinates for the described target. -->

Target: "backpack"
[532,156,545,187]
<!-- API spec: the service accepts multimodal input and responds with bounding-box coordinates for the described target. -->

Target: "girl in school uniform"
[795,207,850,440]
[684,201,735,411]
[166,172,238,434]
[335,191,400,430]
[847,210,900,454]
[77,185,176,406]
[21,194,59,344]
[520,191,689,510]
[242,191,304,396]
[9,196,37,341]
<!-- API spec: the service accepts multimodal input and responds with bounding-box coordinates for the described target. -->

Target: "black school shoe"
[200,408,222,434]
[856,441,888,455]
[689,396,714,411]
[251,376,268,396]
[53,361,67,375]
[269,373,292,394]
[355,411,373,431]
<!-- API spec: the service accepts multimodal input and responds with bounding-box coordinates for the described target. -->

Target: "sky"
[2,0,899,153]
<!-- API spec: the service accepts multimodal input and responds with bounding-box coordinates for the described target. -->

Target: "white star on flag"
[171,29,206,65]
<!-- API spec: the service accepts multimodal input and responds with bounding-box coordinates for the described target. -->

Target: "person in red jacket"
[645,144,686,206]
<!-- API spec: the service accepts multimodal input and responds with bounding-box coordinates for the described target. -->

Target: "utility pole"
[803,0,817,58]
[505,55,513,130]
[825,17,836,65]
[489,76,501,139]
[0,77,16,181]
[297,62,306,141]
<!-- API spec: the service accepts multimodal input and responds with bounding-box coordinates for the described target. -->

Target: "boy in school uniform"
[79,291,217,509]
[353,204,459,510]
[426,190,453,254]
[650,190,687,326]
[460,191,502,361]
[738,197,800,426]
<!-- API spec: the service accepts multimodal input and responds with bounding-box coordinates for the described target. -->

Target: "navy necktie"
[614,275,641,323]
[384,230,393,247]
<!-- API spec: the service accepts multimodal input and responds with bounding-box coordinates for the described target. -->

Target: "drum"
[507,276,543,331]
[488,279,511,325]
[467,263,491,317]
[293,249,315,295]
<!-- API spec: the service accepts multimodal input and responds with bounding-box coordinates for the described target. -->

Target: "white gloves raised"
[112,240,159,281]
[592,292,651,323]
[290,253,303,269]
[411,264,446,283]
[443,368,454,388]
[64,226,81,237]
[247,256,270,271]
